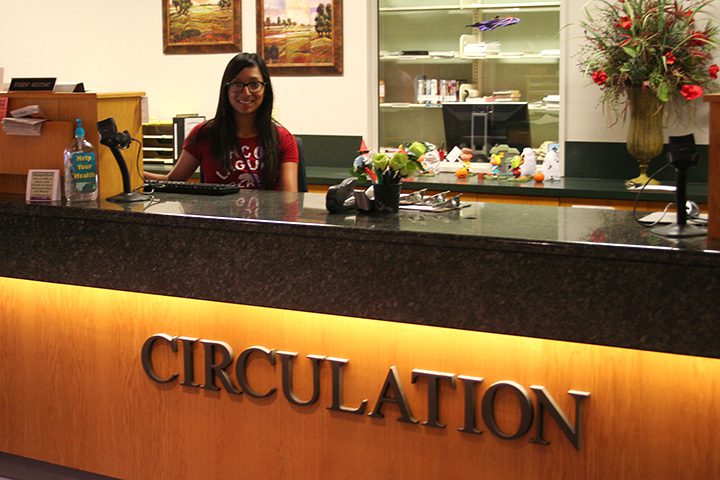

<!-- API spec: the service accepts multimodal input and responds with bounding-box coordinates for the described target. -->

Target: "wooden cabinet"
[0,91,145,198]
[704,94,720,243]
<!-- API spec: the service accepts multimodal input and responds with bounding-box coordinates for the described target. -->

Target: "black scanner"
[325,177,358,213]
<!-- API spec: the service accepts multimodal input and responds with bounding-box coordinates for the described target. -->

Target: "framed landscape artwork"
[162,0,242,54]
[256,0,343,76]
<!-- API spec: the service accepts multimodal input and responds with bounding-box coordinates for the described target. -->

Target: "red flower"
[710,64,719,79]
[682,10,695,23]
[616,16,632,29]
[591,70,608,85]
[689,31,708,46]
[680,84,704,101]
[664,51,676,65]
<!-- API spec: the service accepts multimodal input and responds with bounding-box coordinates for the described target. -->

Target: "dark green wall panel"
[565,141,708,182]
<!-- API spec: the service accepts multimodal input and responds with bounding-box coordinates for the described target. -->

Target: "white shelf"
[380,103,444,109]
[461,53,560,61]
[380,53,559,62]
[143,146,174,152]
[380,102,561,114]
[380,54,471,64]
[379,2,560,13]
[143,134,173,139]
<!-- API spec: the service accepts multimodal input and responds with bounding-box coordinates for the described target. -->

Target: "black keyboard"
[144,180,240,196]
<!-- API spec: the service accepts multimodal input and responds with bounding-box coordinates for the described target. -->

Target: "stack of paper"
[11,104,45,119]
[543,95,560,110]
[463,42,501,57]
[493,90,521,102]
[2,103,47,135]
[2,117,47,135]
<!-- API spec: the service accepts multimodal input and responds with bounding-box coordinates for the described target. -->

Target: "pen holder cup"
[373,183,402,213]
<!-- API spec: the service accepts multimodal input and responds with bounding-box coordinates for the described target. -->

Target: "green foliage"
[578,0,719,116]
[314,3,333,38]
[172,0,192,16]
[351,141,433,184]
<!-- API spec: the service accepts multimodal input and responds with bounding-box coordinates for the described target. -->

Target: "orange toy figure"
[455,165,469,178]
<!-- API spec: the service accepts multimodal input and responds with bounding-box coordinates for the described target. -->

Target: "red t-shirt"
[183,122,298,189]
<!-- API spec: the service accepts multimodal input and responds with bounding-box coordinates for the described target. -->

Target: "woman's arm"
[143,150,201,182]
[277,161,298,192]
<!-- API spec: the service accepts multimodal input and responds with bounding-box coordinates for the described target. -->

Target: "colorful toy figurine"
[543,144,561,180]
[509,155,523,178]
[487,153,503,178]
[520,147,537,177]
[466,16,520,31]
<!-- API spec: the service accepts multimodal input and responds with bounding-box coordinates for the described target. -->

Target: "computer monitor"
[442,103,531,159]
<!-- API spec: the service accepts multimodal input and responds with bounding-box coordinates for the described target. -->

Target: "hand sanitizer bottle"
[64,118,98,202]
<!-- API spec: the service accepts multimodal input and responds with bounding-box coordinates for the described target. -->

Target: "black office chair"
[295,136,308,193]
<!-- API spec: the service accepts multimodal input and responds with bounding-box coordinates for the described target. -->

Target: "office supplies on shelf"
[143,180,240,195]
[172,114,205,161]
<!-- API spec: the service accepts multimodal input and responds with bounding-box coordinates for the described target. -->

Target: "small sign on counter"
[26,169,60,202]
[9,77,56,91]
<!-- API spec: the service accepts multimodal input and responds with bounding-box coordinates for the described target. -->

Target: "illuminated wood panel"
[0,276,718,479]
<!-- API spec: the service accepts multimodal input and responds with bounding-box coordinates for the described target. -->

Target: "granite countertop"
[306,167,709,203]
[1,191,718,358]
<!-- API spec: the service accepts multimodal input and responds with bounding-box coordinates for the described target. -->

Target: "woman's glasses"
[225,81,266,93]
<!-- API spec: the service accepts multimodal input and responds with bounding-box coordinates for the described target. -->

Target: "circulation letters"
[141,334,590,450]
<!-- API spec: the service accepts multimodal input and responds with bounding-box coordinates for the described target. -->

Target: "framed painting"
[162,0,242,54]
[256,0,343,76]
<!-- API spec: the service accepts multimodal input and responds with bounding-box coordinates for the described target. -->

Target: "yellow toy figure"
[485,153,503,179]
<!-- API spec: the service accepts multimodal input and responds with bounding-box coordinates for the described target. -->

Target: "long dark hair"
[204,52,279,189]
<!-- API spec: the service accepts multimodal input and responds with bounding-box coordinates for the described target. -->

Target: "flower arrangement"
[352,141,432,184]
[578,0,719,115]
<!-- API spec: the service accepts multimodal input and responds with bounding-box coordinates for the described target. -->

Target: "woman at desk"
[145,53,299,192]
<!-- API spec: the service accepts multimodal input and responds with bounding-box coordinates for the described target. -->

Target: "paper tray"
[399,203,471,213]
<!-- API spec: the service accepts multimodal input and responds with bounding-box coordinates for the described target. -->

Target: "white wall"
[0,0,374,141]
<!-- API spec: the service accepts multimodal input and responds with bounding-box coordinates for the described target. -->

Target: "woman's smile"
[228,66,265,116]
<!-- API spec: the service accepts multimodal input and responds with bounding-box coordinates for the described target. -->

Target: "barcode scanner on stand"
[651,134,707,238]
[98,117,147,203]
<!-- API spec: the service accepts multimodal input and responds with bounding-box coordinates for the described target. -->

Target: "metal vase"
[626,87,664,186]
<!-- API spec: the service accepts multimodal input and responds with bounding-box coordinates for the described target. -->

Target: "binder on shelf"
[172,114,205,161]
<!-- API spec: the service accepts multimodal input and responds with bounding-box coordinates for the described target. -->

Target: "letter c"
[141,334,179,384]
[235,346,277,398]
